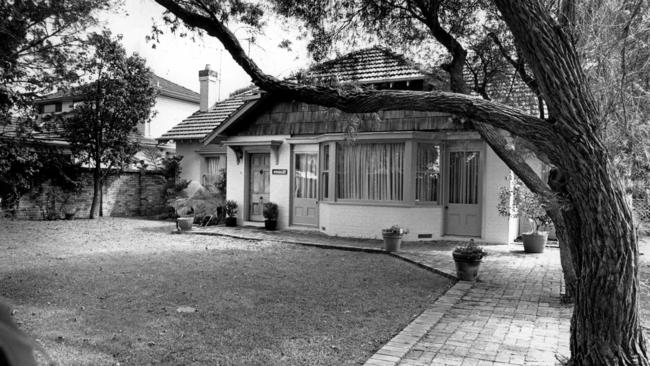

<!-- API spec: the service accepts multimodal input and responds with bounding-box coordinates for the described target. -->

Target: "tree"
[0,0,113,121]
[63,31,157,219]
[153,0,648,364]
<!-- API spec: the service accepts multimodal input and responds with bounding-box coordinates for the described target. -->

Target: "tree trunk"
[89,165,100,219]
[493,1,648,364]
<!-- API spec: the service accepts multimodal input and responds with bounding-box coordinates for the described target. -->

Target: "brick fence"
[10,170,170,220]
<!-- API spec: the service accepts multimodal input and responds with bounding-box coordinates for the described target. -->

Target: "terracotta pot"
[382,233,402,252]
[264,220,277,230]
[522,232,548,253]
[225,217,237,227]
[454,259,481,281]
[176,217,194,231]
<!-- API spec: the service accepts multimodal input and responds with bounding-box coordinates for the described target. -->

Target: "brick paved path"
[190,226,574,365]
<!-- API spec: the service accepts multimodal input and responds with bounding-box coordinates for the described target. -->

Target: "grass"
[0,218,453,365]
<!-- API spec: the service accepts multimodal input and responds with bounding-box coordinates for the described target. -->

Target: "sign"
[272,169,288,175]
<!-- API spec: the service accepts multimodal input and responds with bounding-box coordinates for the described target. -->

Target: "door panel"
[445,150,481,236]
[249,153,270,221]
[292,152,318,226]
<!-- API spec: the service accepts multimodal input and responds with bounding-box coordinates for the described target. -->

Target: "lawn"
[0,218,453,365]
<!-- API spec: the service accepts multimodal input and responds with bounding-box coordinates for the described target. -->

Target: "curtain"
[448,151,479,204]
[416,144,440,202]
[203,156,226,186]
[295,153,318,198]
[336,142,404,200]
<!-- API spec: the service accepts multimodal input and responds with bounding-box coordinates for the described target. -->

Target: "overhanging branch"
[154,0,552,144]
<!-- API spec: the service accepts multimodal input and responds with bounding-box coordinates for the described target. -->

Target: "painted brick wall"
[10,171,168,220]
[320,203,444,241]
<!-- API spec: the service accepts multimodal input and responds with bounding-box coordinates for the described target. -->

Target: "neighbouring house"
[34,73,200,157]
[161,47,546,243]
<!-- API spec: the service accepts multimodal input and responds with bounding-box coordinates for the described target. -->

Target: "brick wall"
[10,171,169,220]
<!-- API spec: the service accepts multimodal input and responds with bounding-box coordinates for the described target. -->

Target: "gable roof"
[38,74,199,104]
[302,46,435,84]
[158,87,259,142]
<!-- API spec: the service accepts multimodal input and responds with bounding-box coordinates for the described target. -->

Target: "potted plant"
[381,225,408,252]
[263,202,279,230]
[224,200,238,227]
[170,198,194,231]
[497,177,552,253]
[452,239,487,281]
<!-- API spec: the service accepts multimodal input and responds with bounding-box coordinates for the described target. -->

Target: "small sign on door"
[272,169,288,175]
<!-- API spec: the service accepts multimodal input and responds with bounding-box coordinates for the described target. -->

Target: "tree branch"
[154,0,551,145]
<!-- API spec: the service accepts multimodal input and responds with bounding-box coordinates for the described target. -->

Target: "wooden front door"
[292,152,318,226]
[445,149,482,236]
[249,153,270,221]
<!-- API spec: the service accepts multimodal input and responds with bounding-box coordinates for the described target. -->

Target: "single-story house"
[159,47,545,243]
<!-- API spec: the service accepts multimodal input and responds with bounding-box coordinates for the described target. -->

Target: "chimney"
[198,64,218,112]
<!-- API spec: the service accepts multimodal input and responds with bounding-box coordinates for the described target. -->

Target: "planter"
[176,216,194,231]
[453,258,482,281]
[382,233,403,252]
[522,231,548,253]
[264,220,278,230]
[225,217,237,227]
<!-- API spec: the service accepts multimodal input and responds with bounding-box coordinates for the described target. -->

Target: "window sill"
[320,200,442,208]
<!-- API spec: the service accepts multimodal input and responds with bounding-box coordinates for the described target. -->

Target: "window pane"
[448,151,479,204]
[295,153,318,199]
[203,156,226,186]
[416,144,440,202]
[336,142,404,201]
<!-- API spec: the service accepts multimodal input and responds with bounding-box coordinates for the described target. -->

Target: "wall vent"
[417,234,433,239]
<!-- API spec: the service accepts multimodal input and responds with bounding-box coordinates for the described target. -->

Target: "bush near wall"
[7,170,169,220]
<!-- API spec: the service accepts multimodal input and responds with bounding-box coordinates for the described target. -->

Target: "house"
[34,74,200,156]
[161,47,544,243]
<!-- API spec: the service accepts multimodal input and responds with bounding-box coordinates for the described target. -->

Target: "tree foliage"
[0,0,113,121]
[63,31,157,218]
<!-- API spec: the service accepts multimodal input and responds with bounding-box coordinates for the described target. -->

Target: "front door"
[292,152,318,226]
[445,148,482,236]
[249,153,270,221]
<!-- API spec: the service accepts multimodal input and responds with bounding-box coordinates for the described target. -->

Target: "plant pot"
[453,259,482,281]
[522,231,548,253]
[225,217,237,227]
[176,216,194,231]
[264,220,277,230]
[382,233,402,252]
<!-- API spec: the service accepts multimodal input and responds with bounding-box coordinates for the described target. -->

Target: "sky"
[98,0,311,99]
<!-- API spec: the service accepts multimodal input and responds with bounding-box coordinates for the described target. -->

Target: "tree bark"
[89,165,100,219]
[155,0,648,363]
[494,1,647,364]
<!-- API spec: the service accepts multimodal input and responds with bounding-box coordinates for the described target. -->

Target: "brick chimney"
[198,64,218,112]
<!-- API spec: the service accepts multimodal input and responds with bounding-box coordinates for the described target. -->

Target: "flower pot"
[453,258,482,281]
[522,231,548,253]
[225,217,237,227]
[264,220,277,230]
[382,233,402,252]
[176,216,194,231]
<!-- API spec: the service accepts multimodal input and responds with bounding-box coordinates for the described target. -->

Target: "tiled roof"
[39,74,199,104]
[304,47,431,84]
[151,74,199,103]
[158,87,258,141]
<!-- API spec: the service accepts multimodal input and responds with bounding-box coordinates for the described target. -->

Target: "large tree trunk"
[494,1,648,364]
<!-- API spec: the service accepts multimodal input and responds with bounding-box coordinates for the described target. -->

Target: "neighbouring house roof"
[157,87,260,142]
[38,74,199,104]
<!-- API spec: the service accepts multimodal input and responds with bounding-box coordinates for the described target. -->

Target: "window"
[336,142,404,201]
[415,144,440,202]
[202,155,226,188]
[320,144,330,199]
[294,153,318,199]
[54,102,62,112]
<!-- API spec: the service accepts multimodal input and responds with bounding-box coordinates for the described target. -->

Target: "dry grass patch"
[0,218,453,365]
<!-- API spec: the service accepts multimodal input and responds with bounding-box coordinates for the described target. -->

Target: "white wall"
[482,145,515,243]
[150,95,199,139]
[175,142,203,196]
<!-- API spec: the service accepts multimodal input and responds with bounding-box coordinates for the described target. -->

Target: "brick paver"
[189,226,574,365]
